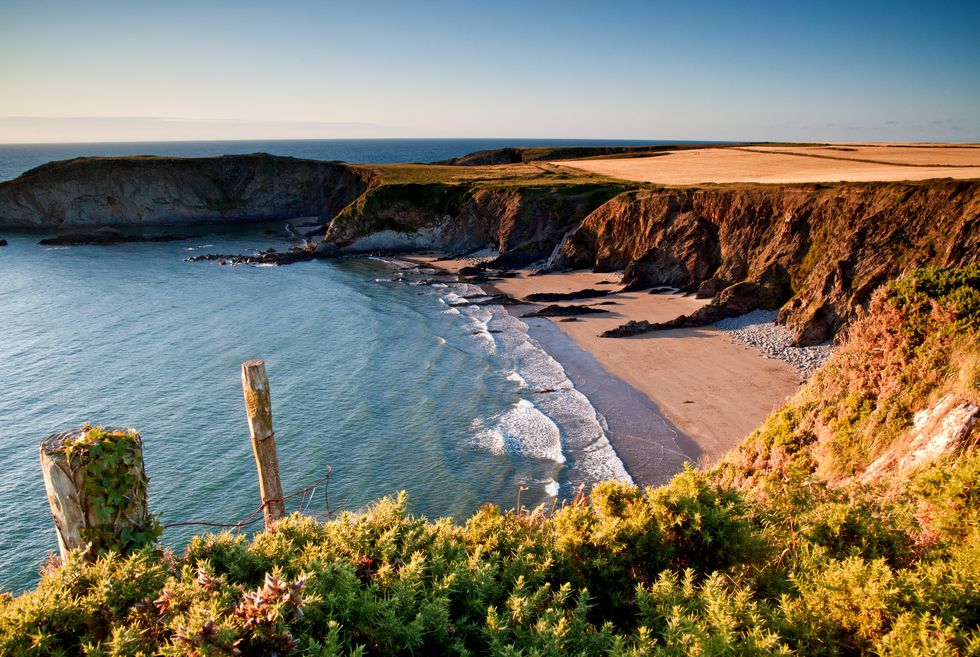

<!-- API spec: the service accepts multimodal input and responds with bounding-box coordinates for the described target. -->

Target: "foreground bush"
[2,266,977,656]
[2,465,979,656]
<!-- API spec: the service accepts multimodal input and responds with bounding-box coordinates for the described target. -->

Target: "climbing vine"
[64,424,161,555]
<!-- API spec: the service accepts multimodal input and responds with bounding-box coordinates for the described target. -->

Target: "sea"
[0,139,679,592]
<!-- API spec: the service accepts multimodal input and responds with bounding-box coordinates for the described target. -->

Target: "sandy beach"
[417,258,803,467]
[558,144,980,184]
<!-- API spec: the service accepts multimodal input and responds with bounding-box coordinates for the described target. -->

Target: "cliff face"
[0,154,371,227]
[4,153,976,349]
[551,180,980,344]
[322,183,623,265]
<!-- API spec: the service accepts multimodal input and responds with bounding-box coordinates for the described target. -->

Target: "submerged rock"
[39,227,187,246]
[187,245,315,266]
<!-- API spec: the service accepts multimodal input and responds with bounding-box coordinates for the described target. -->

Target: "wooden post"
[39,426,153,561]
[242,359,284,527]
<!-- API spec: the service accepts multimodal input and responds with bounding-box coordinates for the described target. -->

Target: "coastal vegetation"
[2,267,977,656]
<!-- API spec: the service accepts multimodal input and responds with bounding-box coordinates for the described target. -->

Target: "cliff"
[4,152,977,348]
[550,180,980,344]
[321,182,624,265]
[718,265,978,490]
[0,154,371,227]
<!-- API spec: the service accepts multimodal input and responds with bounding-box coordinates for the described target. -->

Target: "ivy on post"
[39,425,160,561]
[242,359,285,528]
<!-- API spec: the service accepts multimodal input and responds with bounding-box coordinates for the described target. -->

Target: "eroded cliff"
[322,182,624,265]
[4,152,976,348]
[550,180,980,344]
[0,154,371,227]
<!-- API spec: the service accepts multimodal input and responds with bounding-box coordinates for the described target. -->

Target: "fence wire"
[161,466,348,533]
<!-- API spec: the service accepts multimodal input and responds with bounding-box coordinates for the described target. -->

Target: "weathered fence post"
[242,359,284,527]
[39,425,157,561]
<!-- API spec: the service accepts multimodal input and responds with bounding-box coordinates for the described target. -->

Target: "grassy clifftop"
[2,267,978,656]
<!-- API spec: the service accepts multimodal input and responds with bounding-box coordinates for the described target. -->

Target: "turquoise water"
[0,230,630,592]
[0,139,653,592]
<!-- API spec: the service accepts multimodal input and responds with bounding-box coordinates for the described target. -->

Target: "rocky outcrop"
[520,304,609,318]
[186,246,316,266]
[552,180,980,345]
[524,288,612,302]
[322,183,622,266]
[0,154,371,228]
[39,227,186,246]
[860,394,979,484]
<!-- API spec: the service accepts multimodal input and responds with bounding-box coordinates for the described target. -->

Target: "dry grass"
[353,161,631,188]
[558,145,980,185]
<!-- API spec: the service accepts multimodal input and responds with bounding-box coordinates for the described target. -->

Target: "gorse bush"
[728,265,979,487]
[2,267,978,656]
[2,467,979,656]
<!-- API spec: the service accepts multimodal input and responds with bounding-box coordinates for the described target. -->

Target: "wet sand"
[416,259,802,469]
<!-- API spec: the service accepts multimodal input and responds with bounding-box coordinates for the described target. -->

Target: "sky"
[1,0,978,143]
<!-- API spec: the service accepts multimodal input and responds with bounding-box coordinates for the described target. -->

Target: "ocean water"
[0,139,666,592]
[0,137,690,182]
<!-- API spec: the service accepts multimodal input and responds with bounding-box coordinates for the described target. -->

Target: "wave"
[447,282,632,489]
[470,399,565,464]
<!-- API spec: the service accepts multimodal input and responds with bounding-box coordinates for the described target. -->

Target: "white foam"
[450,281,632,487]
[471,399,565,463]
[436,336,447,345]
[544,479,560,496]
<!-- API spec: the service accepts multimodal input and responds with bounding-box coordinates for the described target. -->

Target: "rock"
[601,320,652,338]
[187,245,315,266]
[522,304,609,318]
[551,180,980,345]
[0,239,6,246]
[449,294,520,307]
[695,277,726,299]
[39,227,187,246]
[860,394,979,483]
[602,264,794,339]
[524,288,611,302]
[314,242,341,258]
[0,154,370,228]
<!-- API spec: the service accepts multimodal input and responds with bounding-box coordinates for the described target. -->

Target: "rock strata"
[555,180,980,345]
[0,154,370,227]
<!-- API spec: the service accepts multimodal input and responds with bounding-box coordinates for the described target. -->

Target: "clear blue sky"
[1,0,978,142]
